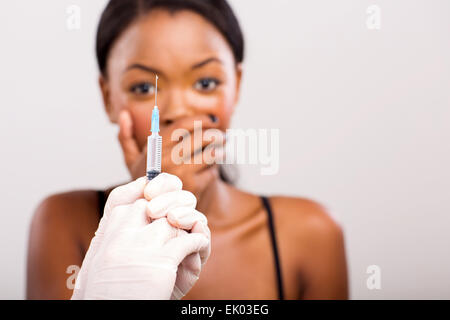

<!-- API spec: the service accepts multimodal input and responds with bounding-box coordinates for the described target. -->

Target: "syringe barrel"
[146,133,162,180]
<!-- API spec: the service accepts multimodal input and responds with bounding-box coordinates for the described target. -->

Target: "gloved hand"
[71,177,148,299]
[71,176,210,300]
[144,173,211,299]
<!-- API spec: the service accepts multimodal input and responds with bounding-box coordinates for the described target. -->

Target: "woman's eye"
[194,78,220,92]
[130,82,155,95]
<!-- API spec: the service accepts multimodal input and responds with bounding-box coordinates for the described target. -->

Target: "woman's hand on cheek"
[118,109,222,193]
[159,115,223,196]
[118,109,148,180]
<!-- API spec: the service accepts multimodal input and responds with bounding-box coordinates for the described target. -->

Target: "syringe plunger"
[146,132,162,180]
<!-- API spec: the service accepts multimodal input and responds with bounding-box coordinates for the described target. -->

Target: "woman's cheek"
[109,91,130,123]
[186,90,221,110]
[185,90,233,128]
[118,97,151,150]
[130,108,152,149]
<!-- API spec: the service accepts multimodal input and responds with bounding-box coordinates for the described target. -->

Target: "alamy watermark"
[170,121,280,175]
[366,5,381,30]
[66,5,81,30]
[66,264,80,290]
[366,265,381,290]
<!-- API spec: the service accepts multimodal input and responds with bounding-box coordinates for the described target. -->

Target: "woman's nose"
[160,88,194,125]
[160,107,192,126]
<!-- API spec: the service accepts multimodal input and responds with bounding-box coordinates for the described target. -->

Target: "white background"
[0,0,449,299]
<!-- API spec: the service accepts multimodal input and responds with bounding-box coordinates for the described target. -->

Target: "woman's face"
[100,9,242,194]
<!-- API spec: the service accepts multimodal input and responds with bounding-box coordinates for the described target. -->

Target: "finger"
[160,114,220,150]
[144,172,183,201]
[165,130,225,167]
[183,252,201,275]
[190,220,211,265]
[202,142,226,166]
[167,207,207,230]
[163,136,225,178]
[104,176,148,217]
[175,127,225,161]
[107,199,149,233]
[127,198,150,227]
[163,233,209,266]
[171,252,201,300]
[118,109,141,168]
[162,151,216,178]
[142,217,178,246]
[147,190,197,219]
[129,143,148,181]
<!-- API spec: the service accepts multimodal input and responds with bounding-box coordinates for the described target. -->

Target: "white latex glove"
[71,177,147,299]
[71,176,210,300]
[144,173,211,300]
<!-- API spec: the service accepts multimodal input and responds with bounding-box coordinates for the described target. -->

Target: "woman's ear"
[233,63,243,110]
[99,75,116,123]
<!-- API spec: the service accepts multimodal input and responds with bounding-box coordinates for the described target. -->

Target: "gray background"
[0,0,449,299]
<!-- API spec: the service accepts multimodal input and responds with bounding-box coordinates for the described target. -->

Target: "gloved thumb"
[105,176,148,218]
[144,173,183,200]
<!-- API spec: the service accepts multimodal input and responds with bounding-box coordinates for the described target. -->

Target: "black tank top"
[96,191,285,300]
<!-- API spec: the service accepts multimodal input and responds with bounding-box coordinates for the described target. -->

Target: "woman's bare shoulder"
[228,183,342,240]
[269,196,348,298]
[31,189,101,239]
[27,190,102,299]
[267,196,343,246]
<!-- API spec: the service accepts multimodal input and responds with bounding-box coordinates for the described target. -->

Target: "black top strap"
[97,190,107,219]
[261,196,285,300]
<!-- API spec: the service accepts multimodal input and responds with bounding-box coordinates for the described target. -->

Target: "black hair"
[96,0,245,76]
[96,0,243,184]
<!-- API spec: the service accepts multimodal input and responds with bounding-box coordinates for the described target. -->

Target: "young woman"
[27,0,348,299]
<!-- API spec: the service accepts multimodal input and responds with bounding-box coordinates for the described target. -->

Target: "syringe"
[146,75,162,181]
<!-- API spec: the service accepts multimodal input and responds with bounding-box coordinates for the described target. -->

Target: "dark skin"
[26,9,348,299]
